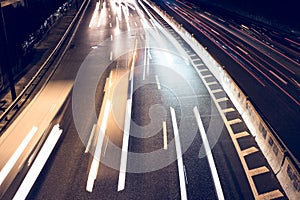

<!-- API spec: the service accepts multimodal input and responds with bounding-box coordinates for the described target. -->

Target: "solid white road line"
[207,81,218,86]
[86,100,111,192]
[97,4,105,27]
[258,189,284,199]
[228,118,242,125]
[192,58,201,62]
[195,63,204,67]
[89,2,100,28]
[110,51,113,61]
[234,131,250,139]
[241,147,259,157]
[211,89,223,94]
[103,136,109,157]
[147,49,152,59]
[170,107,188,200]
[163,121,167,150]
[198,68,208,72]
[13,125,62,200]
[117,39,138,191]
[118,99,132,192]
[183,164,188,184]
[85,124,97,153]
[109,71,113,87]
[116,16,120,30]
[143,48,147,80]
[146,49,151,76]
[216,97,229,103]
[118,40,137,192]
[0,126,38,186]
[193,106,224,200]
[155,75,161,90]
[248,166,269,177]
[202,74,213,79]
[222,108,235,113]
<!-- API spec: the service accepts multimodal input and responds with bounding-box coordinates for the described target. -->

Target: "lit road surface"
[0,0,290,199]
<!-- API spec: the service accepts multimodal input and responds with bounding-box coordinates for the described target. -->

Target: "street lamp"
[0,2,17,100]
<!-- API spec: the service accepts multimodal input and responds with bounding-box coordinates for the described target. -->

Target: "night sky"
[192,0,300,32]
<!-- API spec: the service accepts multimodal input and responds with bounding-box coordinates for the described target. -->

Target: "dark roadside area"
[0,0,83,130]
[192,0,300,36]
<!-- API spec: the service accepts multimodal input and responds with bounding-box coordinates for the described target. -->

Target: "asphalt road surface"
[0,0,290,199]
[153,0,300,161]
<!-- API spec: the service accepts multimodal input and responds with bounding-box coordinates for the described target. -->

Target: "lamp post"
[0,3,17,101]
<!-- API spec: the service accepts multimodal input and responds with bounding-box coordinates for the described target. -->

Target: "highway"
[0,0,294,199]
[153,0,300,161]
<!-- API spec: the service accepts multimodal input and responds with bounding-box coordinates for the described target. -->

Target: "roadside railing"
[0,0,86,135]
[0,0,90,198]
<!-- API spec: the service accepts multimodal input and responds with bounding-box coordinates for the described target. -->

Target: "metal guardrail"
[0,0,88,135]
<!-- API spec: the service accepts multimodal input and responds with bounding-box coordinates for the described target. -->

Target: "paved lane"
[2,0,287,199]
[152,0,300,167]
